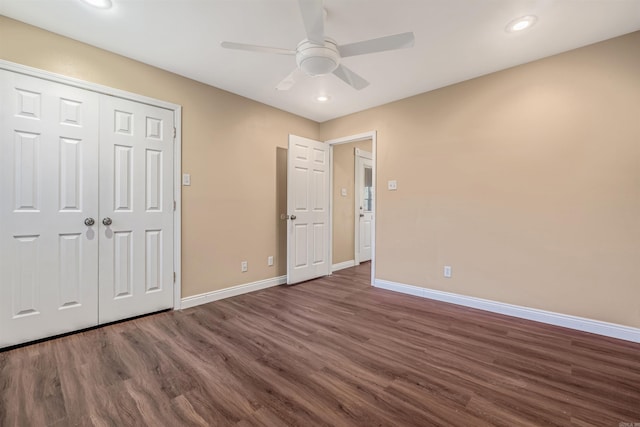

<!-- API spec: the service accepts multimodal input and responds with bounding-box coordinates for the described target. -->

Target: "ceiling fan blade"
[276,68,303,91]
[332,65,369,90]
[220,41,296,56]
[337,32,415,58]
[298,0,325,45]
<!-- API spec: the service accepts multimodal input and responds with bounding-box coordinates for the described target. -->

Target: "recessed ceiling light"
[316,95,330,102]
[81,0,113,9]
[506,15,537,33]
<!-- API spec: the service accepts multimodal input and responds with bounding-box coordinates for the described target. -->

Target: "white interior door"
[0,70,100,347]
[287,135,330,284]
[98,95,174,323]
[356,149,373,263]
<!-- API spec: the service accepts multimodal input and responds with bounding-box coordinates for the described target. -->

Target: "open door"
[355,149,373,263]
[287,135,330,284]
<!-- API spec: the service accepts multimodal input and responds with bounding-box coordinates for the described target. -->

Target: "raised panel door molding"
[0,62,183,348]
[287,135,330,284]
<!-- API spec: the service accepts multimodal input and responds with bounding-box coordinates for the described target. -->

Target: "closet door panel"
[98,95,174,323]
[0,70,99,347]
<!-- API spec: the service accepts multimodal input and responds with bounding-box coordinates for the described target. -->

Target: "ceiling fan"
[221,0,415,91]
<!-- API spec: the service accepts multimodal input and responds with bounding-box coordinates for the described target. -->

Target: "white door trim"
[326,131,377,286]
[0,60,183,310]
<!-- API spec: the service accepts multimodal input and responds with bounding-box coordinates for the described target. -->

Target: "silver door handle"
[290,215,297,220]
[84,217,95,226]
[360,214,365,217]
[102,217,113,226]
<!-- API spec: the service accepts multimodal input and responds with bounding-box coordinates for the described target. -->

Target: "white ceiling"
[2,0,640,122]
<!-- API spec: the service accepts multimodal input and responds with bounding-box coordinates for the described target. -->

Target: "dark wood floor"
[1,263,639,426]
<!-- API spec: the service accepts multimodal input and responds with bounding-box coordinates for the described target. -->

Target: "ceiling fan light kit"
[221,0,415,92]
[296,39,340,76]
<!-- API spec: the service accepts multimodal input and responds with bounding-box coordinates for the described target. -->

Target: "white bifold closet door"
[0,71,174,348]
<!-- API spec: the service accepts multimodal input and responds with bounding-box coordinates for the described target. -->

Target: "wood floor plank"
[1,262,639,426]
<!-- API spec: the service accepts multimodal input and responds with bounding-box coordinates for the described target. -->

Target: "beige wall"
[321,32,640,328]
[0,16,320,297]
[332,139,372,264]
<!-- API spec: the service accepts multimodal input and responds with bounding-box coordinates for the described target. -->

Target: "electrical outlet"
[444,265,452,278]
[388,180,397,190]
[241,261,248,272]
[267,256,274,266]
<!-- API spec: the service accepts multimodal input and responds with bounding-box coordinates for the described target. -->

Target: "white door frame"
[326,131,377,286]
[0,60,184,310]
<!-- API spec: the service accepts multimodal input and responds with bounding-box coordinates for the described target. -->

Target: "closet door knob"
[102,217,113,226]
[84,218,95,226]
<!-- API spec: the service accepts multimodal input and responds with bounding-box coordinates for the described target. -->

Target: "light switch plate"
[341,188,347,197]
[388,180,397,190]
[182,173,191,186]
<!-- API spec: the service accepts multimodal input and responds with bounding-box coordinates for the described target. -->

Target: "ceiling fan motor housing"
[296,39,340,76]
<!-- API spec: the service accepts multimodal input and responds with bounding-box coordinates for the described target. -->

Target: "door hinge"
[173,272,176,283]
[173,127,177,138]
[173,200,176,211]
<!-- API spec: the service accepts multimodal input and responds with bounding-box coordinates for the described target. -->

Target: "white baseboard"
[181,275,286,309]
[332,260,356,272]
[374,279,640,344]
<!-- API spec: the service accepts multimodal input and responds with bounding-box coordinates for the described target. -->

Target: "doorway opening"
[327,131,377,285]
